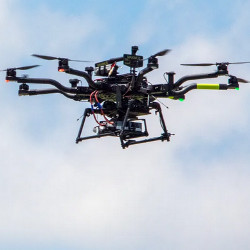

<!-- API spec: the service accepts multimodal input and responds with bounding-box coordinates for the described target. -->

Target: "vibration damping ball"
[85,66,94,76]
[69,79,80,88]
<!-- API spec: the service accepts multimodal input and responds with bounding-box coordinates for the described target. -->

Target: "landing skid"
[76,102,171,149]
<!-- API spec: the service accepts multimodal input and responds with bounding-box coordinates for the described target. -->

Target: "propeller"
[0,65,40,71]
[226,74,250,84]
[106,56,124,64]
[95,49,171,67]
[151,49,171,58]
[95,57,124,67]
[32,54,92,62]
[144,49,171,61]
[237,77,250,83]
[181,61,250,66]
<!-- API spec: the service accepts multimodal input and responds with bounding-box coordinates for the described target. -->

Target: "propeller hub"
[58,59,69,72]
[217,63,228,72]
[7,69,16,77]
[148,57,158,69]
[228,75,239,89]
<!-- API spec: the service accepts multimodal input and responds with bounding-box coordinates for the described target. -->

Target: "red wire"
[94,91,114,125]
[90,91,105,126]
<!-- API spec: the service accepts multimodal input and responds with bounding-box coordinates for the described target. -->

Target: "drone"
[2,46,250,148]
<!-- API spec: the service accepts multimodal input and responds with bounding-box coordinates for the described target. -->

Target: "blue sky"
[1,0,250,250]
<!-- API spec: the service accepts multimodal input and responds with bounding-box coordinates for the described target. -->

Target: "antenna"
[132,46,138,55]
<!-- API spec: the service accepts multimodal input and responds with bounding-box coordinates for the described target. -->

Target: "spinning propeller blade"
[181,63,214,66]
[151,49,171,58]
[32,54,92,62]
[0,65,40,71]
[227,62,250,65]
[181,61,250,66]
[144,49,171,61]
[95,57,124,68]
[15,65,40,70]
[237,77,250,83]
[32,54,58,60]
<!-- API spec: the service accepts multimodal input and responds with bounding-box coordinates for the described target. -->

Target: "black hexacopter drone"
[2,46,250,148]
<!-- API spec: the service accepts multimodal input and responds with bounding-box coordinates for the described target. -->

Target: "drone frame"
[3,47,244,148]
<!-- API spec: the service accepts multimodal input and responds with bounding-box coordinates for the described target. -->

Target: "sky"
[1,0,250,249]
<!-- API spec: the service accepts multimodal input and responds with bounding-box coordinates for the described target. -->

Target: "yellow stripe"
[197,84,220,90]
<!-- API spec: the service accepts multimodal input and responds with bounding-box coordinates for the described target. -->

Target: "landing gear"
[76,101,171,149]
